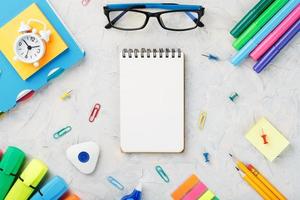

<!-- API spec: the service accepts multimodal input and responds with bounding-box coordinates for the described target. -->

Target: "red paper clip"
[89,103,101,122]
[81,0,91,6]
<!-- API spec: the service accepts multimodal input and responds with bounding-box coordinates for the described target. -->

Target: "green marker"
[233,0,289,50]
[0,147,25,200]
[230,0,275,38]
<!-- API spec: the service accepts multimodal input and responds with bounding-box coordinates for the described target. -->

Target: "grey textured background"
[0,0,300,199]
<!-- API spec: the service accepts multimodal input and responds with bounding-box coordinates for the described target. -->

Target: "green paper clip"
[155,165,170,183]
[0,146,25,200]
[53,126,72,139]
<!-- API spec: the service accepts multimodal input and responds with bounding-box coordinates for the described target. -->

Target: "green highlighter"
[230,0,275,38]
[0,146,25,200]
[233,0,289,50]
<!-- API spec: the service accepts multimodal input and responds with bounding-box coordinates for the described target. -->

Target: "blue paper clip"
[155,165,170,183]
[53,126,72,139]
[107,176,124,190]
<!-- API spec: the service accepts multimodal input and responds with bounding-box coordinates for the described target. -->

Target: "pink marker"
[250,4,300,61]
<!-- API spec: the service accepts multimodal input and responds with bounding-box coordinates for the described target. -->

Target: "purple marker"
[253,19,300,73]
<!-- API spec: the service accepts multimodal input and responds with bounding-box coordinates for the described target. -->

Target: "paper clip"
[60,90,72,100]
[89,103,101,122]
[199,112,207,130]
[81,0,91,6]
[155,165,170,183]
[229,92,239,102]
[53,126,72,139]
[107,176,125,190]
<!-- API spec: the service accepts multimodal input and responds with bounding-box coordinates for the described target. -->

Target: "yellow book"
[245,117,289,162]
[0,3,67,80]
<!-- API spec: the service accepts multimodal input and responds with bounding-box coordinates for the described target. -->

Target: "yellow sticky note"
[0,3,67,80]
[198,190,215,200]
[246,117,289,162]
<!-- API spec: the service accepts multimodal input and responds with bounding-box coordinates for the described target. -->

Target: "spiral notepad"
[120,48,185,153]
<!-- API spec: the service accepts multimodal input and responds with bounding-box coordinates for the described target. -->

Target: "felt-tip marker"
[230,0,275,38]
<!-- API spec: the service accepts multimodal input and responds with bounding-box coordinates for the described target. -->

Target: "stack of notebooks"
[171,175,219,200]
[230,0,300,73]
[0,0,85,113]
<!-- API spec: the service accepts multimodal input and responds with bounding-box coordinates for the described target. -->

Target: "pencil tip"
[229,153,233,157]
[235,167,239,171]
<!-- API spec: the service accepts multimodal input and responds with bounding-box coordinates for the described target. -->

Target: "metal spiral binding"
[122,48,182,58]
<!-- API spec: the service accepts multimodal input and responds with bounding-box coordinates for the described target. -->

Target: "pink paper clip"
[89,103,101,122]
[81,0,91,6]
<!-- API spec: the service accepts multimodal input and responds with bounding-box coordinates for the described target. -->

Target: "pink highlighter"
[250,4,300,61]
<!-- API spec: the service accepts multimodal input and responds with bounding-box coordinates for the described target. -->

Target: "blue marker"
[121,184,142,200]
[30,176,68,200]
[231,0,299,66]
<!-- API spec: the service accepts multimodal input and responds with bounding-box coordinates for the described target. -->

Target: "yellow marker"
[5,159,48,200]
[248,164,287,200]
[60,90,72,100]
[236,168,272,200]
[230,154,279,200]
[199,112,207,129]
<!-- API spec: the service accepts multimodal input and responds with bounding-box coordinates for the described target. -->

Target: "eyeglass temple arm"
[105,10,128,29]
[105,10,203,29]
[185,12,204,27]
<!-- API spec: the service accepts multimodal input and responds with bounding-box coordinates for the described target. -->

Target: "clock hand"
[25,49,29,58]
[22,39,30,47]
[31,45,40,48]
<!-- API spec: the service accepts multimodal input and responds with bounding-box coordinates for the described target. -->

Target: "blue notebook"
[0,0,85,112]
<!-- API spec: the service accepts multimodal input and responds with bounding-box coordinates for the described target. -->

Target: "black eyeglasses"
[103,3,205,31]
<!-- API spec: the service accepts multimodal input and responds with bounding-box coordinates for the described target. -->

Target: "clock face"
[14,33,45,63]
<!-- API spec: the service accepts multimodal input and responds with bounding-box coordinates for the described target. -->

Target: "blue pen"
[30,176,68,200]
[231,0,300,66]
[121,184,142,200]
[253,20,300,73]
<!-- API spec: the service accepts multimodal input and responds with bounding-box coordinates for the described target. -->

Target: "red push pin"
[261,129,268,144]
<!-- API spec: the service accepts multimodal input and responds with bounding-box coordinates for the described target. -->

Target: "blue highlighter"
[121,184,142,200]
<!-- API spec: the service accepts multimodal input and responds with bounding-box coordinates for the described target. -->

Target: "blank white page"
[120,49,184,153]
